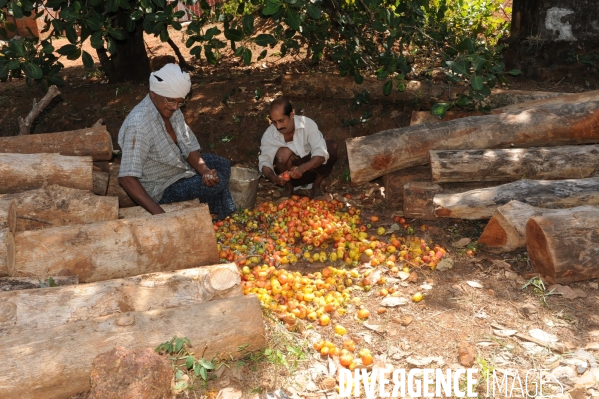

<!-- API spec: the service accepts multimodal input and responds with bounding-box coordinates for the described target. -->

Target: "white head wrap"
[149,63,191,99]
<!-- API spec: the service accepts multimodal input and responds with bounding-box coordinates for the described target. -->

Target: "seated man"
[258,98,338,198]
[118,63,236,220]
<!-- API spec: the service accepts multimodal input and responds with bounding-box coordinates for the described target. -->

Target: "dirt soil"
[2,25,598,399]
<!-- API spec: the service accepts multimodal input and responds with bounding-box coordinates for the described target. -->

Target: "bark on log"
[498,90,599,112]
[13,205,219,282]
[281,73,566,105]
[0,229,15,277]
[106,163,136,208]
[118,199,201,219]
[433,177,599,220]
[18,85,61,135]
[526,209,599,283]
[0,199,16,234]
[0,295,266,399]
[0,125,113,161]
[479,201,599,253]
[0,185,118,232]
[410,110,487,126]
[0,263,241,333]
[346,101,599,186]
[0,276,79,292]
[429,145,599,183]
[92,170,109,196]
[383,166,431,210]
[403,182,443,220]
[0,153,93,194]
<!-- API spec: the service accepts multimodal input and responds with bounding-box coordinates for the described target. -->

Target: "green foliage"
[0,37,63,86]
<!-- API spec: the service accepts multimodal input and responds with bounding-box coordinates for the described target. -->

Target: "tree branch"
[18,85,61,135]
[167,38,192,71]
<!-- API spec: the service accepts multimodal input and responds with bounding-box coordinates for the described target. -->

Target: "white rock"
[381,296,408,307]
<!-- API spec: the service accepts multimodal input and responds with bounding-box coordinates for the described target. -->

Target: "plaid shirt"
[118,95,201,201]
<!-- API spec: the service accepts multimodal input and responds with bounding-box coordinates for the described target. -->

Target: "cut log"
[410,110,487,126]
[346,101,599,186]
[403,182,443,220]
[119,199,201,219]
[0,276,79,292]
[498,90,599,112]
[281,73,566,105]
[0,125,113,161]
[92,169,109,196]
[0,199,16,234]
[0,295,266,399]
[0,153,93,194]
[526,209,599,283]
[0,185,118,231]
[106,162,136,208]
[0,229,15,277]
[433,177,599,220]
[429,145,599,183]
[0,263,241,333]
[13,206,219,282]
[383,166,431,210]
[479,201,599,253]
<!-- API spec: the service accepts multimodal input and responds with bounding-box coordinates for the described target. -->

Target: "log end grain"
[0,230,15,277]
[525,218,556,282]
[478,217,508,249]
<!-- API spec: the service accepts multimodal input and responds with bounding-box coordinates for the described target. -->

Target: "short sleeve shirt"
[117,95,201,201]
[258,115,329,173]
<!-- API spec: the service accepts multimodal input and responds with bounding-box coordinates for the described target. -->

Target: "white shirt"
[258,115,329,173]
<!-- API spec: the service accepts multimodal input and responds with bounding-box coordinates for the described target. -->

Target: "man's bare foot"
[281,183,294,198]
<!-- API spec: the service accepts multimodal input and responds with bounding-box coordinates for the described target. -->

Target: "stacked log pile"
[0,124,265,399]
[344,90,599,283]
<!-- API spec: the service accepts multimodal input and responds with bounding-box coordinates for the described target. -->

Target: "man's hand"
[288,166,304,179]
[271,172,289,186]
[201,169,220,187]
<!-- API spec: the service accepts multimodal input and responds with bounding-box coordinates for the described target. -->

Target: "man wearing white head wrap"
[117,63,236,220]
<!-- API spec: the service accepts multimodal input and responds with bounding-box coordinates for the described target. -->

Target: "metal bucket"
[229,167,261,210]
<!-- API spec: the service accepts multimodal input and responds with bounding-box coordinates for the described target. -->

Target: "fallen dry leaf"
[458,342,476,367]
[466,281,484,289]
[452,237,471,248]
[493,329,518,337]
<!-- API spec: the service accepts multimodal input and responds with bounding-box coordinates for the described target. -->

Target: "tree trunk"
[0,199,16,234]
[0,229,15,277]
[433,177,599,219]
[12,206,219,282]
[0,276,79,292]
[0,185,118,232]
[526,208,599,283]
[281,73,567,105]
[479,201,599,253]
[429,145,599,183]
[0,125,113,161]
[0,295,266,399]
[498,90,599,113]
[106,163,136,208]
[118,199,201,219]
[96,16,151,84]
[0,263,241,334]
[347,100,599,186]
[0,153,93,194]
[382,166,431,210]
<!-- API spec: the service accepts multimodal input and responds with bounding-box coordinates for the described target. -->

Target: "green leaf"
[0,64,9,79]
[255,33,276,47]
[508,69,521,76]
[285,8,301,30]
[10,39,27,57]
[159,26,169,42]
[204,45,217,64]
[11,1,23,18]
[190,45,202,56]
[479,84,491,97]
[5,21,16,32]
[57,44,79,56]
[200,367,207,380]
[21,62,43,80]
[67,48,82,61]
[446,60,468,76]
[106,38,116,55]
[109,29,127,41]
[243,48,252,65]
[372,21,386,32]
[175,338,183,352]
[382,79,393,96]
[130,10,143,20]
[42,44,55,54]
[430,102,452,119]
[47,277,57,287]
[199,359,214,369]
[0,0,7,8]
[243,14,254,35]
[82,50,94,68]
[470,55,486,73]
[306,4,321,19]
[90,31,104,49]
[7,59,20,70]
[224,28,243,42]
[257,49,267,60]
[262,0,281,15]
[354,72,363,84]
[126,16,136,32]
[193,363,201,376]
[185,356,195,369]
[470,74,484,91]
[151,0,165,7]
[66,26,78,44]
[0,27,7,40]
[456,96,470,108]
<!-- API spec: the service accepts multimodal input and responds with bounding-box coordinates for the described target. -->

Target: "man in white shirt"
[258,98,338,198]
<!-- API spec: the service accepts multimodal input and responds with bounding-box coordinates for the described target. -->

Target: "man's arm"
[118,176,165,215]
[288,156,325,179]
[187,150,219,187]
